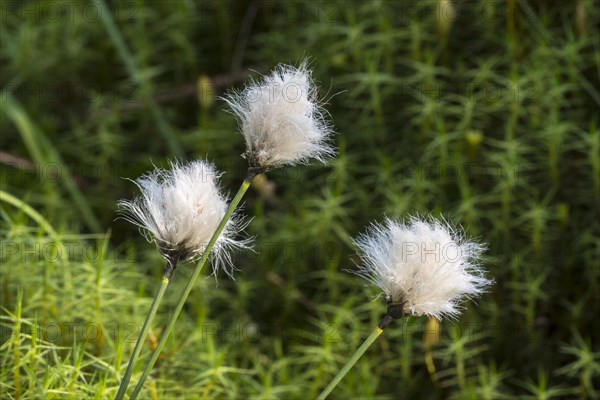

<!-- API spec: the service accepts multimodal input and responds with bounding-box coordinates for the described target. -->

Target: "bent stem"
[115,263,175,400]
[129,169,259,400]
[316,326,384,400]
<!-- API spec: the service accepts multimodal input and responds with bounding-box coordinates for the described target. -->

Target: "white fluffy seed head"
[352,216,492,320]
[117,160,250,277]
[222,62,335,169]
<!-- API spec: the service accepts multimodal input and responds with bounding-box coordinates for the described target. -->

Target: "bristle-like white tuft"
[117,160,251,277]
[352,216,492,320]
[223,62,335,169]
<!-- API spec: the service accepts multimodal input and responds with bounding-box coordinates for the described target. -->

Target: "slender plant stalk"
[0,190,58,239]
[316,327,384,400]
[128,171,258,399]
[115,269,172,400]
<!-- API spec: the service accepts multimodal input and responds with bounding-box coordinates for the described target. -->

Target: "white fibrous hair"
[117,160,250,277]
[352,217,492,320]
[223,62,335,169]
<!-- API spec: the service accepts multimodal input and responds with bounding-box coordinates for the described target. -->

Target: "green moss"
[1,0,598,398]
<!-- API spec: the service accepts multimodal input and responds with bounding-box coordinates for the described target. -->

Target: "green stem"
[0,190,58,239]
[316,326,384,400]
[129,171,257,399]
[115,266,173,400]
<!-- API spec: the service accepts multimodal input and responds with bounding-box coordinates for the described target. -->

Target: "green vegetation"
[1,0,599,398]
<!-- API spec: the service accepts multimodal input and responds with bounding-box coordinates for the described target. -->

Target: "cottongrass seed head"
[117,160,250,277]
[223,62,335,169]
[352,216,492,320]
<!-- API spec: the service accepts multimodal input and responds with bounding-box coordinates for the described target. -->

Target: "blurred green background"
[1,0,599,399]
